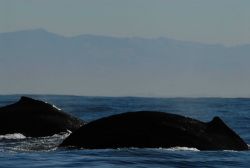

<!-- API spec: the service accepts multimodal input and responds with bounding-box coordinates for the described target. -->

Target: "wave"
[115,147,200,152]
[161,146,200,151]
[0,131,71,152]
[0,133,26,140]
[50,130,72,138]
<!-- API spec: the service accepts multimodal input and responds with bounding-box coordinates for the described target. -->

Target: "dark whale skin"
[60,111,248,151]
[0,96,84,137]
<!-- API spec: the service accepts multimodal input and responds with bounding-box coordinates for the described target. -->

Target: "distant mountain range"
[1,29,250,97]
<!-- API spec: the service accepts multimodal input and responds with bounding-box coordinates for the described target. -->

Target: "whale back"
[0,96,84,137]
[60,111,248,150]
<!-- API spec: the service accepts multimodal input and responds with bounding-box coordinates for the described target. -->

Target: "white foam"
[51,130,72,138]
[0,133,26,140]
[52,104,62,111]
[118,147,200,152]
[44,101,62,111]
[164,146,200,151]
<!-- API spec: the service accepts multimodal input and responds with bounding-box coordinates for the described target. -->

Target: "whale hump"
[60,111,248,151]
[0,96,84,137]
[20,96,35,102]
[17,96,54,108]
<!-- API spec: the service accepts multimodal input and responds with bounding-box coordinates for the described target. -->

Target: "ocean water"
[0,95,250,168]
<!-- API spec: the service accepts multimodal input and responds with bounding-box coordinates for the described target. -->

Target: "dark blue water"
[0,95,250,168]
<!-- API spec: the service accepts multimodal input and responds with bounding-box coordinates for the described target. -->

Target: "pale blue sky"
[1,0,250,46]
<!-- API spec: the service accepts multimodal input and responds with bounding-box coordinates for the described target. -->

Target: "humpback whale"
[60,111,248,150]
[0,96,84,137]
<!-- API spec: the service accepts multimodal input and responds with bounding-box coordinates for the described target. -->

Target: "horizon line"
[1,93,250,99]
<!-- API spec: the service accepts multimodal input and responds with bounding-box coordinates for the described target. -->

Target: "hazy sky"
[1,0,250,97]
[1,0,250,46]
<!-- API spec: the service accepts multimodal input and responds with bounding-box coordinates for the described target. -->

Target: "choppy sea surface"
[0,95,250,168]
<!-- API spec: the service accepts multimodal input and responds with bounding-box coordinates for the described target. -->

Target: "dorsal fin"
[210,116,224,126]
[207,116,228,132]
[206,116,248,150]
[207,116,242,138]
